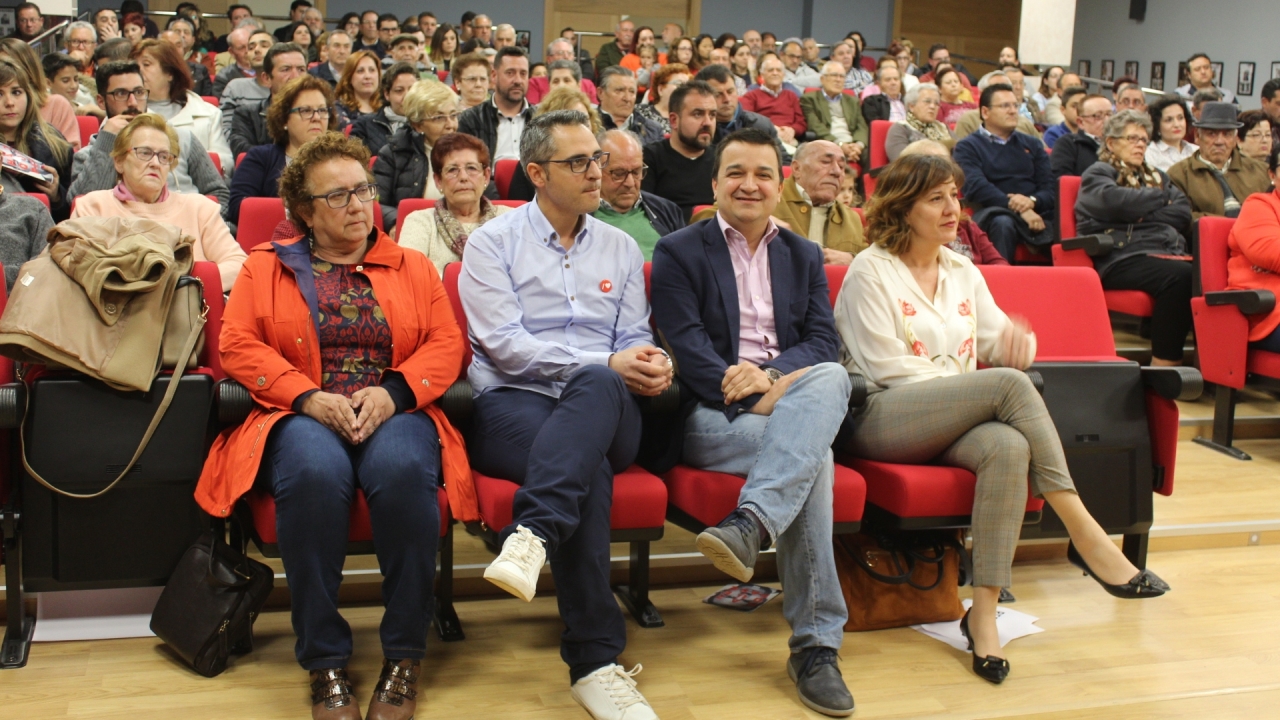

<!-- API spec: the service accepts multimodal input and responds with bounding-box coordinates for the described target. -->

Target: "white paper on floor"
[910,598,1044,651]
[32,587,164,642]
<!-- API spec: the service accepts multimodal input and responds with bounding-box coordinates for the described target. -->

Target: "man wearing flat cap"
[1168,101,1271,219]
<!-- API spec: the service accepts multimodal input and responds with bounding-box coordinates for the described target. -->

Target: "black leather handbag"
[150,530,274,677]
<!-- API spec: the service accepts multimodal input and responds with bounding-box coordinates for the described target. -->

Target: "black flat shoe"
[959,609,1010,684]
[1066,543,1170,599]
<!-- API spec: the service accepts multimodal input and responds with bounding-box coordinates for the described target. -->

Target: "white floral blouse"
[834,243,1036,392]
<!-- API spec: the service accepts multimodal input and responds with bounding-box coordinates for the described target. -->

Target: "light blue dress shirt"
[459,199,654,398]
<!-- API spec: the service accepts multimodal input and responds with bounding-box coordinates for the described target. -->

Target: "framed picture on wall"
[1100,59,1114,83]
[1124,61,1139,80]
[1178,62,1190,86]
[1150,62,1165,91]
[1271,62,1280,80]
[1211,61,1224,87]
[515,30,530,51]
[0,9,12,37]
[1078,60,1091,78]
[1238,62,1256,96]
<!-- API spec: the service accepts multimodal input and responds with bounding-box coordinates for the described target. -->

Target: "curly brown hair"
[130,39,193,103]
[266,74,337,145]
[649,62,690,103]
[333,50,383,113]
[279,132,372,235]
[864,153,965,255]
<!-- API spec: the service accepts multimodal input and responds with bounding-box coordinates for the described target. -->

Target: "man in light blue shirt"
[459,109,670,720]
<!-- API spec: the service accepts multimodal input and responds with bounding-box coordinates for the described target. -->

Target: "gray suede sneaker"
[695,509,762,582]
[787,647,854,717]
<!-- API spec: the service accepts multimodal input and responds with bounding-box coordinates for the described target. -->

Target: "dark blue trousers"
[468,365,641,682]
[262,411,441,670]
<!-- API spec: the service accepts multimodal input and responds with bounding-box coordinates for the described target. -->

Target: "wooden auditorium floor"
[3,438,1280,719]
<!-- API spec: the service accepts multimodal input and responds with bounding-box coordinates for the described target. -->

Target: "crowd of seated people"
[7,9,1276,719]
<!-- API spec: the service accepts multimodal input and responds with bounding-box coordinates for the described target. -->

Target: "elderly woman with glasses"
[397,132,512,273]
[198,132,470,720]
[228,74,337,229]
[885,82,953,161]
[1076,109,1194,366]
[1237,110,1274,162]
[71,113,244,290]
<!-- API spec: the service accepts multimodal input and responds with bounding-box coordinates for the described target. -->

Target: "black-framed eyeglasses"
[309,182,378,208]
[289,105,331,120]
[106,87,149,102]
[130,146,174,166]
[606,164,646,183]
[542,151,609,174]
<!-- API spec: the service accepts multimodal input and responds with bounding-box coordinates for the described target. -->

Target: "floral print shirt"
[312,256,393,396]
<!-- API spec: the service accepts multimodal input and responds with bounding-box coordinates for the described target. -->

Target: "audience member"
[728,43,755,91]
[271,0,310,42]
[282,22,317,64]
[1189,88,1222,124]
[429,23,460,73]
[308,31,351,87]
[594,18,635,76]
[384,34,434,76]
[636,63,690,136]
[350,62,417,158]
[1114,82,1147,113]
[590,129,683,260]
[692,33,715,71]
[1051,93,1111,178]
[1176,53,1236,106]
[951,73,1041,142]
[211,26,253,97]
[228,74,335,228]
[835,151,1166,687]
[936,67,977,130]
[1033,65,1065,121]
[9,2,43,43]
[829,41,872,95]
[596,66,663,144]
[333,50,382,127]
[642,80,718,218]
[915,43,976,84]
[1077,110,1193,365]
[742,55,807,152]
[121,11,146,44]
[1260,79,1280,149]
[125,38,228,172]
[885,83,952,161]
[351,10,383,57]
[1168,102,1271,219]
[528,40,597,104]
[670,37,697,72]
[43,53,92,115]
[650,128,856,719]
[161,16,212,96]
[772,140,867,263]
[802,38,822,69]
[1145,94,1198,172]
[999,65,1038,123]
[397,131,510,271]
[219,30,276,136]
[0,38,80,151]
[0,56,70,217]
[374,80,465,226]
[1237,110,1273,162]
[620,26,663,74]
[1226,145,1280,351]
[898,139,1008,264]
[93,7,121,43]
[468,14,493,48]
[660,23,683,54]
[63,20,97,69]
[69,61,227,214]
[229,42,307,156]
[504,86,604,202]
[1043,86,1086,149]
[696,64,780,153]
[953,83,1055,260]
[461,109,667,720]
[802,61,870,165]
[779,39,819,89]
[301,6,324,39]
[451,53,491,111]
[458,47,531,163]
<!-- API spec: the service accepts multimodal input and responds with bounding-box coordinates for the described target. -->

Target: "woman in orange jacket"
[196,133,473,720]
[1227,145,1280,351]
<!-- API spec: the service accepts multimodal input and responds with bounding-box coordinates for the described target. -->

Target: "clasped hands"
[722,362,809,416]
[1007,193,1045,232]
[300,386,396,444]
[608,345,674,396]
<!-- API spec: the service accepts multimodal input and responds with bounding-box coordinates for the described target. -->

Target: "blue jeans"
[680,362,851,652]
[1252,323,1280,353]
[468,364,641,682]
[262,412,441,670]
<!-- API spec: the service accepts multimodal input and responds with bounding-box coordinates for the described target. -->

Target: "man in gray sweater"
[68,60,229,215]
[218,30,277,137]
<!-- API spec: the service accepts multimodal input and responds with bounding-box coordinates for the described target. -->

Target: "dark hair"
[715,33,737,49]
[1061,85,1088,106]
[381,61,417,98]
[461,11,477,25]
[867,153,965,255]
[92,8,117,24]
[1261,78,1280,103]
[93,37,132,64]
[120,1,145,15]
[361,10,378,21]
[979,82,1015,109]
[1268,141,1280,173]
[494,45,528,69]
[761,31,776,42]
[418,11,436,22]
[670,79,714,115]
[266,74,336,144]
[42,52,81,79]
[430,23,458,62]
[93,59,140,96]
[933,67,959,91]
[1147,94,1186,143]
[430,132,490,178]
[339,12,359,28]
[377,13,399,27]
[1187,52,1210,65]
[129,39,193,102]
[264,41,305,76]
[712,128,781,178]
[694,62,734,86]
[290,0,311,11]
[927,43,948,60]
[14,2,40,16]
[229,4,252,17]
[1238,110,1270,142]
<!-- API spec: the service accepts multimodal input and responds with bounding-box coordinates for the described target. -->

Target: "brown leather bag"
[834,530,970,632]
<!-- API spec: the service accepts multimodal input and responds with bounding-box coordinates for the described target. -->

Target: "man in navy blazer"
[650,129,855,718]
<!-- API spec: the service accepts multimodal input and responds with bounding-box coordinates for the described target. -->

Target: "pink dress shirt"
[718,213,780,365]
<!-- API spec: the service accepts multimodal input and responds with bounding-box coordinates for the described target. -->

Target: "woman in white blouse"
[833,154,1169,685]
[1145,95,1198,172]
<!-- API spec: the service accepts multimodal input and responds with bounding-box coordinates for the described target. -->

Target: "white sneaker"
[483,525,546,602]
[571,664,658,720]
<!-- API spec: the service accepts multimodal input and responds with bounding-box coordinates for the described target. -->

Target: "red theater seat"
[870,119,890,170]
[1052,175,1155,317]
[494,159,518,199]
[76,115,99,144]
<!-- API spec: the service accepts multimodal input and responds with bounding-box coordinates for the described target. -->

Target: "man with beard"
[459,46,532,162]
[642,80,719,220]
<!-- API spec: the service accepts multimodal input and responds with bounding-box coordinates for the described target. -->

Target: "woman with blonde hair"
[334,50,382,127]
[0,38,80,151]
[71,113,243,289]
[0,57,73,219]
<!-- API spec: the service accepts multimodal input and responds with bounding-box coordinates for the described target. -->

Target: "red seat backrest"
[1059,175,1080,238]
[201,95,219,107]
[804,87,819,93]
[980,265,1117,359]
[437,70,448,83]
[235,152,246,169]
[494,159,518,199]
[396,198,436,240]
[1199,216,1237,293]
[76,115,99,143]
[442,262,473,367]
[859,56,877,72]
[343,125,353,137]
[208,152,222,175]
[825,264,848,308]
[190,260,226,378]
[782,165,792,179]
[236,197,288,252]
[870,120,890,169]
[17,192,49,209]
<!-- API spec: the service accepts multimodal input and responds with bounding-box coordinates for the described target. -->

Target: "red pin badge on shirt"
[599,279,613,293]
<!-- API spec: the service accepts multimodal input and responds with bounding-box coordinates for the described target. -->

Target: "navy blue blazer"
[651,218,840,420]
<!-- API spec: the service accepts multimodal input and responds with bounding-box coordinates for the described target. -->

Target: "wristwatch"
[764,367,783,385]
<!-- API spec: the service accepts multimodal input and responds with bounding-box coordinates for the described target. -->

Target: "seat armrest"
[640,380,682,416]
[0,382,24,429]
[848,373,867,409]
[441,380,473,428]
[1060,234,1115,257]
[1024,370,1045,395]
[1141,366,1203,401]
[216,379,253,427]
[1204,289,1276,316]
